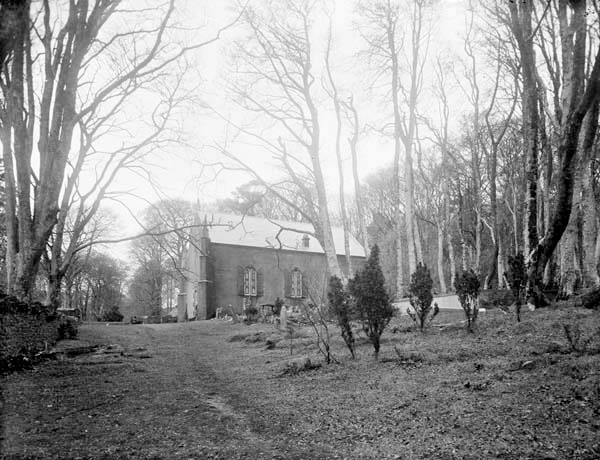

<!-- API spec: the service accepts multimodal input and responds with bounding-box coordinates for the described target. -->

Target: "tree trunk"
[511,183,519,254]
[581,118,600,288]
[437,221,447,293]
[559,161,583,297]
[485,141,499,288]
[47,272,64,309]
[305,62,342,280]
[498,237,506,289]
[595,215,600,283]
[414,217,423,267]
[388,18,406,297]
[0,129,18,292]
[1,1,42,302]
[473,178,482,275]
[346,97,370,259]
[508,0,539,277]
[528,2,600,304]
[579,178,598,250]
[404,149,417,275]
[458,190,468,271]
[326,34,352,278]
[540,99,554,287]
[1,0,101,301]
[447,225,457,291]
[83,285,91,320]
[442,164,455,290]
[313,214,342,280]
[533,115,598,297]
[396,218,405,298]
[560,100,597,296]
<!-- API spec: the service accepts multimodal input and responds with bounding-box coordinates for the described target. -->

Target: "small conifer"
[455,270,480,332]
[408,262,439,331]
[349,245,394,360]
[328,275,355,359]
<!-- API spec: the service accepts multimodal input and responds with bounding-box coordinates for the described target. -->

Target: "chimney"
[302,234,310,249]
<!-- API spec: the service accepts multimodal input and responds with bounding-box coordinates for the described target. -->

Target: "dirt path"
[1,321,335,460]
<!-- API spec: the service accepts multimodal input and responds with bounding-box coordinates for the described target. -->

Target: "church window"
[291,268,303,298]
[244,266,257,296]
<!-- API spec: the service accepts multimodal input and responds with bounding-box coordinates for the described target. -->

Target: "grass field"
[1,306,599,459]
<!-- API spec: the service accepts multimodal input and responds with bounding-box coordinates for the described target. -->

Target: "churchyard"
[1,305,599,459]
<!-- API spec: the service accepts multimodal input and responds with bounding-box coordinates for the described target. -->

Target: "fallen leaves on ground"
[1,307,599,459]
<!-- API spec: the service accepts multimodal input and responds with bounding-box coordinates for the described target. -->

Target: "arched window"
[244,266,257,296]
[291,268,303,298]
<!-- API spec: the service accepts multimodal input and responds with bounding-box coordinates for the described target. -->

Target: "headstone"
[280,306,287,330]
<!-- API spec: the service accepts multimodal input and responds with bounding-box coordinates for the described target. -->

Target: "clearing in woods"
[1,307,599,459]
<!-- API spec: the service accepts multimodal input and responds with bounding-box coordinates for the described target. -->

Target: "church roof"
[198,212,366,258]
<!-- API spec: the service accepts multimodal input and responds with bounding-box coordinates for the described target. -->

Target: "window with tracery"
[244,266,257,296]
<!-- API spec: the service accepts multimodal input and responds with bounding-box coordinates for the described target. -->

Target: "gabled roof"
[198,212,366,258]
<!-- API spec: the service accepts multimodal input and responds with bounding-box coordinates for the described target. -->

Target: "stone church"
[178,213,366,321]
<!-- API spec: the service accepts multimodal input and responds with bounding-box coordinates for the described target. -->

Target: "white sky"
[93,0,479,253]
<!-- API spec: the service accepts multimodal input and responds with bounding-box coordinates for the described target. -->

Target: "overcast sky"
[99,0,475,249]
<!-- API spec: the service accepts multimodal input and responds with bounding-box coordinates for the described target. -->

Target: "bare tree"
[507,0,540,275]
[459,7,484,275]
[477,13,520,288]
[413,144,450,293]
[507,0,600,301]
[0,0,233,302]
[343,95,370,259]
[422,56,457,293]
[216,0,343,279]
[581,109,600,288]
[358,0,432,296]
[534,3,600,295]
[324,21,353,276]
[67,250,126,321]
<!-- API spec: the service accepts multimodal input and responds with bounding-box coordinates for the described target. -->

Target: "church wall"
[210,243,364,315]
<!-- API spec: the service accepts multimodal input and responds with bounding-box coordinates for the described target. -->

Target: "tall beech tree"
[508,0,600,300]
[358,0,433,296]
[343,96,371,260]
[0,0,230,302]
[325,23,353,276]
[581,105,600,288]
[217,0,343,279]
[423,56,458,293]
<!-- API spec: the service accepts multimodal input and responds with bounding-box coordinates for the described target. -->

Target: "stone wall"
[0,293,61,368]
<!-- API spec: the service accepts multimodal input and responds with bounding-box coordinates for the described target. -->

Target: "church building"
[178,213,366,321]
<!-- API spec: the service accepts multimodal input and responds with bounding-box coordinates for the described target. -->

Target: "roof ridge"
[195,210,366,258]
[197,211,313,230]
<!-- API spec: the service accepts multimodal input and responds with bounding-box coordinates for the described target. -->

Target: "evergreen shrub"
[455,270,480,332]
[328,275,355,359]
[349,245,394,360]
[408,262,439,331]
